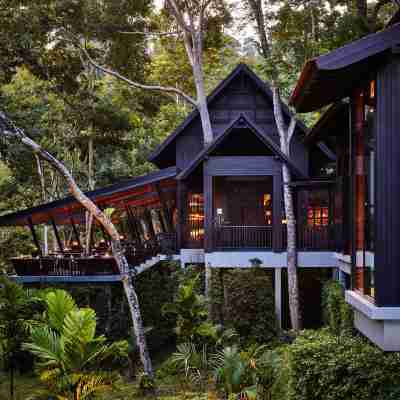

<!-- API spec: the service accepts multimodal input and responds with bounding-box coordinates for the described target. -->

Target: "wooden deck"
[11,233,178,280]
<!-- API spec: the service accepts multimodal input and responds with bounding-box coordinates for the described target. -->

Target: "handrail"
[11,232,178,277]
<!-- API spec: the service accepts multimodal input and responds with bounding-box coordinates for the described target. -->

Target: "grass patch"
[0,374,208,400]
[0,373,42,400]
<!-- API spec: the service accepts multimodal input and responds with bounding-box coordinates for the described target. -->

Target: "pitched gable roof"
[149,63,308,167]
[177,114,308,180]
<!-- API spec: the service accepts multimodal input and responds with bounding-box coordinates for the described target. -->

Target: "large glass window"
[307,206,329,227]
[187,193,204,242]
[353,80,376,299]
[363,80,376,298]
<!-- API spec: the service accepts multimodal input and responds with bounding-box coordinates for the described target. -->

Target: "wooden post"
[274,268,282,329]
[129,206,142,243]
[273,169,283,251]
[144,209,156,239]
[204,171,213,252]
[100,224,110,245]
[28,217,42,256]
[154,183,174,232]
[176,180,188,250]
[70,217,82,247]
[296,190,308,250]
[50,217,64,254]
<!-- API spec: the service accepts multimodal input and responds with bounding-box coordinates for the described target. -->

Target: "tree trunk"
[121,273,153,379]
[282,164,302,331]
[35,154,48,255]
[0,117,154,379]
[192,61,213,145]
[85,212,94,255]
[354,0,367,18]
[271,86,302,331]
[10,357,14,400]
[105,285,112,335]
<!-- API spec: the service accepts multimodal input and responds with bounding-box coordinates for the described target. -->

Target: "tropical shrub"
[0,276,39,398]
[210,268,277,344]
[212,343,275,399]
[322,280,353,335]
[285,330,400,400]
[135,261,180,350]
[163,274,218,344]
[24,289,128,400]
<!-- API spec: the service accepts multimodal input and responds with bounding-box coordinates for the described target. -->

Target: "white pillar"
[274,268,282,329]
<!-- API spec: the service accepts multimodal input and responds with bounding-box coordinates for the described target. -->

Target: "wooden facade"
[0,64,336,281]
[292,21,400,309]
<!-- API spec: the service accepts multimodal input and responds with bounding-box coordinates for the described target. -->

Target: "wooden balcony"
[213,224,337,251]
[214,225,273,249]
[11,233,178,278]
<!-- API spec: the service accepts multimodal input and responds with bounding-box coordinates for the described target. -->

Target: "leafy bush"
[210,268,277,344]
[24,289,128,399]
[322,280,353,335]
[285,330,400,400]
[163,274,218,344]
[135,261,180,350]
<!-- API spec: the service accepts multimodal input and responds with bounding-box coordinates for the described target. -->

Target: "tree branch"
[118,30,181,36]
[79,46,197,107]
[0,112,123,258]
[370,0,392,28]
[287,116,297,145]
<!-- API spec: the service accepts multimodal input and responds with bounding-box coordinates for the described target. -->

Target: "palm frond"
[45,290,77,333]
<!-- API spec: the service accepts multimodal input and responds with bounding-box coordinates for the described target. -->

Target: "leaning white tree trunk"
[78,0,216,309]
[0,114,154,378]
[272,86,302,331]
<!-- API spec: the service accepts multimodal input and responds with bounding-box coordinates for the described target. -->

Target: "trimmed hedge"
[210,268,277,344]
[284,330,400,400]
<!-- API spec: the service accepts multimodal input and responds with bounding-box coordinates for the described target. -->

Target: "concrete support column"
[275,268,282,329]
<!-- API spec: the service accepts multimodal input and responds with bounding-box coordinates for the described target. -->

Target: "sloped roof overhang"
[290,23,400,112]
[0,167,177,226]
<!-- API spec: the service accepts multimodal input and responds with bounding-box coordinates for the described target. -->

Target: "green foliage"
[135,261,180,350]
[0,276,39,387]
[0,0,151,86]
[212,343,275,399]
[171,342,210,391]
[322,280,353,336]
[136,372,155,396]
[163,274,218,344]
[23,289,128,399]
[210,268,277,344]
[284,330,400,400]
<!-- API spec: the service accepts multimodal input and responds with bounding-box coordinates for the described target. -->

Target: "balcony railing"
[214,225,273,249]
[11,233,178,277]
[213,224,337,251]
[11,256,119,276]
[296,225,336,250]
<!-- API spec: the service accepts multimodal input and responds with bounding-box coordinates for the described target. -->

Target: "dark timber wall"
[175,71,309,173]
[375,51,400,307]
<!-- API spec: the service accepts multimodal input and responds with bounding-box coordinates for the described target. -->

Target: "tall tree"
[244,0,302,331]
[73,0,231,305]
[0,113,154,379]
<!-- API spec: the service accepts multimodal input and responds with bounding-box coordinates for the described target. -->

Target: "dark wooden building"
[291,21,400,350]
[0,64,337,328]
